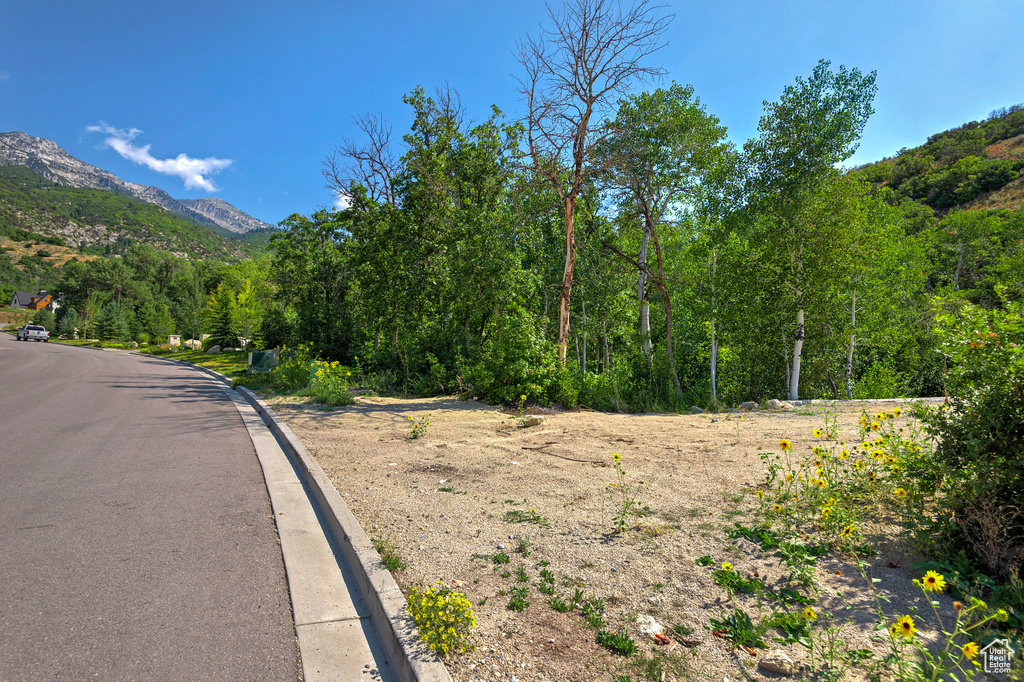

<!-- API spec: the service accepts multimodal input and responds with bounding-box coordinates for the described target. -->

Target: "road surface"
[0,335,300,680]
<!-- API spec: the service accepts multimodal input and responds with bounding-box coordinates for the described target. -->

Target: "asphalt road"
[0,335,300,681]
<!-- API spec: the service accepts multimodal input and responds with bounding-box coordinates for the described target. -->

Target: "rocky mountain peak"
[0,131,274,235]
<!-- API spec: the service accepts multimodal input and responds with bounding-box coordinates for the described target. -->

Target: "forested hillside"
[0,165,261,304]
[857,104,1024,211]
[0,165,252,258]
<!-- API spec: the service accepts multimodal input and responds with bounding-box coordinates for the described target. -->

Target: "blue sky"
[2,0,1022,225]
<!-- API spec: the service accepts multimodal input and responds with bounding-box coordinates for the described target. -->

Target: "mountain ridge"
[0,131,274,235]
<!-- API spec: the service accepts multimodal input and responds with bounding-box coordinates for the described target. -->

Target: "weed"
[492,552,510,565]
[547,596,571,612]
[581,597,606,628]
[709,608,767,649]
[516,537,532,556]
[408,413,431,439]
[372,536,408,571]
[507,585,530,612]
[608,453,645,533]
[515,566,529,582]
[596,629,639,656]
[503,508,550,527]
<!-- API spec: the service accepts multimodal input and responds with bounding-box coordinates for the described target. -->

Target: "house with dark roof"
[8,290,54,311]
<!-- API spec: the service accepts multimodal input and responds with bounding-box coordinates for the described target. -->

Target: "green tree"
[56,307,80,339]
[516,0,672,365]
[743,59,877,400]
[595,82,736,396]
[205,283,239,347]
[95,301,129,341]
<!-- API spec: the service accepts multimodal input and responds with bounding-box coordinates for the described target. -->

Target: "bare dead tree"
[323,112,402,208]
[515,0,672,365]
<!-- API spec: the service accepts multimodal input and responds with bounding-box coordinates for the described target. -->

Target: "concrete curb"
[151,356,451,682]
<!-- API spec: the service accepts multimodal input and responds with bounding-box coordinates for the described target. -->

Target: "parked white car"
[16,324,50,342]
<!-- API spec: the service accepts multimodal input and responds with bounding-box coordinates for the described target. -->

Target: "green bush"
[309,361,355,407]
[853,360,911,399]
[459,305,576,406]
[918,292,1024,578]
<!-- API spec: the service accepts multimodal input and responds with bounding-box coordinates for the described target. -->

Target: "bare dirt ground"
[264,394,953,682]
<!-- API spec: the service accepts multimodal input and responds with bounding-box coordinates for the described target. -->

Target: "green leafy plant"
[581,597,606,628]
[309,360,355,407]
[492,552,510,565]
[608,452,645,533]
[503,508,550,527]
[371,536,407,571]
[547,596,571,612]
[408,413,431,439]
[405,580,476,656]
[709,608,767,649]
[596,629,639,656]
[507,586,530,612]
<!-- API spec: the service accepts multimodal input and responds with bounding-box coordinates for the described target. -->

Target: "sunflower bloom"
[813,428,822,438]
[893,488,908,498]
[756,490,765,499]
[612,453,621,463]
[893,615,915,638]
[721,562,733,571]
[922,571,946,593]
[962,642,980,660]
[772,503,783,512]
[780,439,793,451]
[802,607,817,621]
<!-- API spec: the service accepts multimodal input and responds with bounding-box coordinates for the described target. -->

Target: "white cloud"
[333,192,352,210]
[0,70,10,82]
[86,122,232,193]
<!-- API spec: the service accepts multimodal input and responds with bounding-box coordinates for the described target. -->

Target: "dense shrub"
[917,292,1024,578]
[459,305,576,406]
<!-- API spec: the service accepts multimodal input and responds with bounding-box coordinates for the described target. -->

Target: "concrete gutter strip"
[237,386,452,682]
[169,360,452,682]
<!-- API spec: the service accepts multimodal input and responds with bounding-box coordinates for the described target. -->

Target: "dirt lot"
[265,394,951,682]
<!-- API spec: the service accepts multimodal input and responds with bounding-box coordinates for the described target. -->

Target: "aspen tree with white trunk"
[743,60,877,401]
[594,83,735,397]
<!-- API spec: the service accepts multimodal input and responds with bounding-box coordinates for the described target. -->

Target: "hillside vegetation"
[0,164,265,302]
[858,104,1024,211]
[0,165,253,261]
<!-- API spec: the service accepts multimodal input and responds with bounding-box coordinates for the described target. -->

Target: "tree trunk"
[710,319,718,405]
[464,318,471,353]
[574,314,581,369]
[650,225,682,397]
[604,331,610,372]
[710,249,718,406]
[557,196,576,365]
[638,224,652,362]
[789,309,805,401]
[581,300,587,374]
[846,289,856,399]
